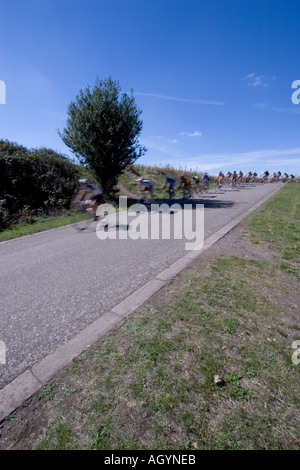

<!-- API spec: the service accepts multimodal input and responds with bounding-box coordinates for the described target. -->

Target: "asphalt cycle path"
[0,182,283,391]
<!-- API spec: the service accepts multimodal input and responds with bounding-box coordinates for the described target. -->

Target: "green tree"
[59,77,147,194]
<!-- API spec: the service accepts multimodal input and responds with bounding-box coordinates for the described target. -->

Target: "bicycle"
[215,178,223,192]
[261,175,268,183]
[162,183,175,201]
[167,187,175,200]
[201,181,209,193]
[193,185,201,197]
[140,192,152,207]
[181,187,191,199]
[225,176,232,188]
[70,200,102,231]
[231,178,237,189]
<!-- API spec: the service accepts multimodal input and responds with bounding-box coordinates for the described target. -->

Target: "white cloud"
[252,103,300,114]
[179,131,202,137]
[196,148,300,162]
[167,139,178,144]
[156,148,300,173]
[243,73,255,80]
[270,106,300,114]
[134,92,224,106]
[243,73,268,87]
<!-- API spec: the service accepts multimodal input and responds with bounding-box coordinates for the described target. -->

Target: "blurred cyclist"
[216,171,224,189]
[75,178,103,218]
[192,175,200,195]
[180,175,192,196]
[137,178,155,203]
[162,176,176,199]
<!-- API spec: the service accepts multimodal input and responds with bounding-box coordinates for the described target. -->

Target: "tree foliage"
[59,77,147,194]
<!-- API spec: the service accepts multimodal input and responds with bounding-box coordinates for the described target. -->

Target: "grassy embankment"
[1,183,299,450]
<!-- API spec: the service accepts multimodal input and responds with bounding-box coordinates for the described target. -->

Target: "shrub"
[0,140,79,229]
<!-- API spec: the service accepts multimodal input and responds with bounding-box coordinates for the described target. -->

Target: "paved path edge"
[0,183,284,422]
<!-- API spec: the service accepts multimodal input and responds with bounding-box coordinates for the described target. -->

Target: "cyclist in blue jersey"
[162,176,176,199]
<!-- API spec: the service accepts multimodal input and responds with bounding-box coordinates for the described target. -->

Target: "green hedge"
[0,140,80,229]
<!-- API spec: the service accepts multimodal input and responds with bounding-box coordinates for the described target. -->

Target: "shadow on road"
[140,198,235,211]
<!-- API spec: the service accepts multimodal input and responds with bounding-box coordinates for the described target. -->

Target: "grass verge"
[0,184,299,450]
[0,212,91,242]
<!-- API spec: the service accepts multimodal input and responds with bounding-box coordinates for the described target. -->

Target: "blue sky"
[1,0,300,175]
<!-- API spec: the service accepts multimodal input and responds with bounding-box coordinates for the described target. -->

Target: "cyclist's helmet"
[79,178,91,184]
[137,177,144,182]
